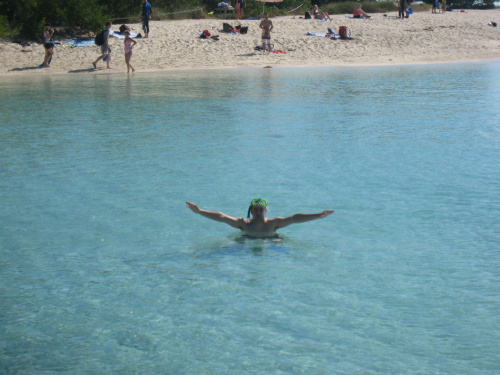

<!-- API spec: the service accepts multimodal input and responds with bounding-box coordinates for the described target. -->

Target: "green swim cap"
[247,198,267,218]
[250,198,267,207]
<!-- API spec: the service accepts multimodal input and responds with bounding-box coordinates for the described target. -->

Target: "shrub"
[323,1,399,15]
[0,14,19,38]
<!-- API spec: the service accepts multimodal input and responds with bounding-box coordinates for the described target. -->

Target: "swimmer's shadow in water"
[115,331,156,351]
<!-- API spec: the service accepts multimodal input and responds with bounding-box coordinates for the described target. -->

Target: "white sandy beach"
[1,8,500,75]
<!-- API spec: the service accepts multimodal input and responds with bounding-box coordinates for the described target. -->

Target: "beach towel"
[345,16,369,20]
[64,38,95,47]
[110,30,137,38]
[306,32,341,38]
[306,32,329,37]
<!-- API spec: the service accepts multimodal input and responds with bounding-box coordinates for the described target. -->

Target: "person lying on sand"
[186,198,334,238]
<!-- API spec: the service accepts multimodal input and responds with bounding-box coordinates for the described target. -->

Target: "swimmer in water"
[186,198,334,237]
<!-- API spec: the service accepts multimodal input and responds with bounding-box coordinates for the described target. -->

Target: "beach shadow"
[68,68,96,73]
[9,66,43,72]
[235,53,259,57]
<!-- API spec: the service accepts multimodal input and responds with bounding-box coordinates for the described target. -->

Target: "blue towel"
[64,38,95,47]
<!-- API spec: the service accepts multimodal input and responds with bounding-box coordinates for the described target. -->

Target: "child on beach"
[124,30,137,73]
[259,13,273,53]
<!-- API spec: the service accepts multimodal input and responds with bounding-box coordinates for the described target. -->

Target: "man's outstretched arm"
[186,201,243,229]
[272,210,334,230]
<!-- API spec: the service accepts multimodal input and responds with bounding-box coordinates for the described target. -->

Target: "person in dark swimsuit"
[186,198,334,238]
[235,0,246,20]
[42,24,54,68]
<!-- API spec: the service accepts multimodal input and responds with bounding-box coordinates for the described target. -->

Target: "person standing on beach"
[235,0,246,20]
[92,22,112,70]
[124,30,137,73]
[42,24,54,68]
[186,199,334,237]
[398,0,407,18]
[142,0,152,38]
[259,13,273,53]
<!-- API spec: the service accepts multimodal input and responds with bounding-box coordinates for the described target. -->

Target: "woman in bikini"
[42,24,55,68]
[310,5,332,21]
[123,30,137,73]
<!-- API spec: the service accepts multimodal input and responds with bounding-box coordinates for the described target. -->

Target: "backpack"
[339,26,350,39]
[200,29,211,38]
[305,11,311,19]
[223,23,233,33]
[95,29,105,46]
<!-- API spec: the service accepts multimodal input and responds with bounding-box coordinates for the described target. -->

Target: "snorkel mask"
[247,198,267,218]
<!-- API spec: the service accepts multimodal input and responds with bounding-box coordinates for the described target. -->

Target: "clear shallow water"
[1,63,499,374]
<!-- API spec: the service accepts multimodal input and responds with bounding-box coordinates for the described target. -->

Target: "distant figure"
[92,21,112,70]
[42,23,54,68]
[124,30,137,73]
[399,0,407,18]
[432,0,438,13]
[259,13,273,52]
[353,4,371,19]
[235,0,246,20]
[186,198,334,238]
[310,5,332,21]
[441,0,447,13]
[142,0,152,38]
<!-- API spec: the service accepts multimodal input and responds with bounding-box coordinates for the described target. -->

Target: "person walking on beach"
[259,13,273,53]
[92,22,112,69]
[142,0,152,38]
[186,198,334,237]
[124,30,137,73]
[42,23,54,68]
[235,0,246,20]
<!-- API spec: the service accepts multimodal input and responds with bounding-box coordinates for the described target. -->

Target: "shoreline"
[1,9,500,76]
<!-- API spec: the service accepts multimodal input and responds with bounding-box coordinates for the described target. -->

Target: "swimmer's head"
[247,198,267,218]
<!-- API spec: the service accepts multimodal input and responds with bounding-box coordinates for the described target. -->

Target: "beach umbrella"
[255,0,284,17]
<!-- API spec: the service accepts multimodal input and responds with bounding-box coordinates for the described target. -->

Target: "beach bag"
[339,26,350,39]
[200,29,211,38]
[119,24,129,33]
[305,11,311,19]
[235,25,248,34]
[223,23,233,32]
[95,29,105,46]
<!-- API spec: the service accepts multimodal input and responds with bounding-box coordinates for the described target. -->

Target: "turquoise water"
[1,62,499,374]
